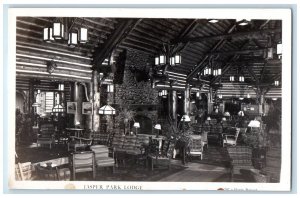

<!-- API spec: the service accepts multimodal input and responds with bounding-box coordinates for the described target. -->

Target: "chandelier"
[154,43,182,67]
[229,66,244,82]
[200,55,221,76]
[43,18,88,47]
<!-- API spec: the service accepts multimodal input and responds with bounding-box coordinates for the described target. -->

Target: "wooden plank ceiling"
[16,17,282,91]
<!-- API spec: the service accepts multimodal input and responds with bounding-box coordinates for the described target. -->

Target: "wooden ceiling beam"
[246,65,260,85]
[210,39,250,84]
[171,19,204,54]
[93,19,142,68]
[186,23,237,81]
[177,28,281,43]
[208,47,267,56]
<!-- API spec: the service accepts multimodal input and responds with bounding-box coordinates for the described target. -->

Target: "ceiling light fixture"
[208,19,219,23]
[43,17,88,48]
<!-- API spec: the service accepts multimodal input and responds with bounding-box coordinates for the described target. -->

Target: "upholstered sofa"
[111,134,160,156]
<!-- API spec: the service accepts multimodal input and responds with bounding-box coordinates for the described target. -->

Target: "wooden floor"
[159,160,230,182]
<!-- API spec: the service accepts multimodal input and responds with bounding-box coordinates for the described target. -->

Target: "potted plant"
[117,104,135,135]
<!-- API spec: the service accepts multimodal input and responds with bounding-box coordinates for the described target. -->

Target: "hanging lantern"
[161,90,168,96]
[213,69,217,76]
[159,54,166,65]
[218,68,222,75]
[239,75,244,82]
[170,56,175,66]
[52,21,65,40]
[107,84,114,92]
[78,27,88,43]
[155,56,160,66]
[58,83,64,91]
[68,32,78,47]
[43,27,54,43]
[174,53,181,65]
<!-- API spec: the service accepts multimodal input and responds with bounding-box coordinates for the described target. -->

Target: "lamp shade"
[133,122,140,128]
[238,111,245,117]
[222,117,227,121]
[99,105,116,115]
[248,120,260,128]
[207,116,211,121]
[224,112,231,116]
[154,124,161,130]
[181,115,191,122]
[52,104,65,112]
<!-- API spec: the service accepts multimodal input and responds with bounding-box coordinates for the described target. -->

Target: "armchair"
[71,151,95,180]
[90,145,115,174]
[222,128,240,147]
[148,140,175,170]
[188,135,204,160]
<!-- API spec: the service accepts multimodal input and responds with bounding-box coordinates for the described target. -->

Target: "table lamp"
[133,122,140,135]
[207,116,211,124]
[75,121,80,128]
[248,120,260,127]
[248,119,260,131]
[180,115,191,122]
[154,124,161,137]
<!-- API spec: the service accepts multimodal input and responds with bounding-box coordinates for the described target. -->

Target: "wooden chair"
[15,162,33,180]
[188,135,204,160]
[222,128,240,147]
[37,123,55,149]
[71,151,95,180]
[90,145,115,174]
[68,136,93,152]
[148,140,175,170]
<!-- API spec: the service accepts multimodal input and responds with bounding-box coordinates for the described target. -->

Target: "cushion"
[96,157,115,167]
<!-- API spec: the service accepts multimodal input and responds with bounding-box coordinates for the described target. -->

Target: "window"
[45,92,54,112]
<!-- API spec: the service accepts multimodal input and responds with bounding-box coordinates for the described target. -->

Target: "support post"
[184,85,190,115]
[92,71,100,132]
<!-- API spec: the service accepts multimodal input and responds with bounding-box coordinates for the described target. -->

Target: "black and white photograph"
[67,102,77,114]
[82,102,93,115]
[6,7,293,191]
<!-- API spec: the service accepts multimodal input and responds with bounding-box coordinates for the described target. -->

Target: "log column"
[85,82,93,130]
[92,71,100,132]
[171,90,177,121]
[73,82,83,127]
[207,87,214,114]
[184,85,190,115]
